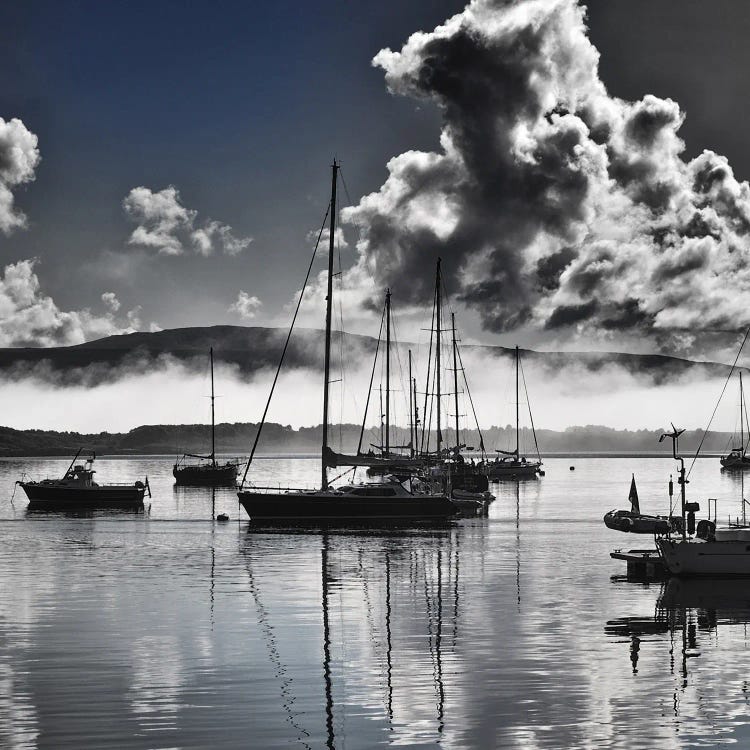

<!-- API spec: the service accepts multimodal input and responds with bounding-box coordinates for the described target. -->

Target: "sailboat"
[327,288,424,476]
[481,346,542,479]
[237,161,457,522]
[408,260,492,508]
[720,372,750,469]
[173,347,240,486]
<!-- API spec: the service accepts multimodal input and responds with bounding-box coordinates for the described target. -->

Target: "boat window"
[349,487,396,497]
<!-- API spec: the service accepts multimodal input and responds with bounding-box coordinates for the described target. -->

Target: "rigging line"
[425,351,438,454]
[239,204,330,488]
[455,343,486,459]
[420,284,438,455]
[338,167,354,208]
[519,356,541,462]
[687,327,750,479]
[390,314,410,444]
[336,231,345,451]
[357,304,386,455]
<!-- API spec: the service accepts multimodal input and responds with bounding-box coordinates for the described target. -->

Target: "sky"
[3,0,750,431]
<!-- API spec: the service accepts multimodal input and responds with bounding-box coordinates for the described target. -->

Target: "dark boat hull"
[720,456,750,470]
[237,490,457,521]
[173,463,238,486]
[604,509,672,534]
[486,462,540,479]
[20,483,145,510]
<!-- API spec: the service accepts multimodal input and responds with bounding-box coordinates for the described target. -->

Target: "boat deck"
[611,548,669,581]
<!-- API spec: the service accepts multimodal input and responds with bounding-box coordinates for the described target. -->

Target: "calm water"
[1,455,750,748]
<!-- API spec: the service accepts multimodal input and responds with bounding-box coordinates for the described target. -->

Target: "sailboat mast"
[741,372,744,455]
[408,349,414,459]
[436,259,442,457]
[321,160,338,490]
[385,288,391,457]
[413,376,419,459]
[379,384,384,454]
[515,345,520,458]
[210,346,216,467]
[452,313,459,452]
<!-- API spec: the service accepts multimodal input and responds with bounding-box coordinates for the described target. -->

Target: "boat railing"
[239,484,320,493]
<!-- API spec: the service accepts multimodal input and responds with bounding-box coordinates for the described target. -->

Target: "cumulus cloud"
[306,226,349,256]
[329,0,750,358]
[123,186,252,256]
[0,260,156,347]
[0,117,40,234]
[101,291,121,312]
[229,290,263,320]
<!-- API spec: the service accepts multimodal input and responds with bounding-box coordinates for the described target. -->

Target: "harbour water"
[1,455,750,748]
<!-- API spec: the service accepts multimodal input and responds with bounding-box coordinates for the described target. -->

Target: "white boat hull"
[658,537,750,577]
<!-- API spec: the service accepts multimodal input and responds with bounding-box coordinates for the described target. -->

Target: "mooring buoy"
[216,513,229,522]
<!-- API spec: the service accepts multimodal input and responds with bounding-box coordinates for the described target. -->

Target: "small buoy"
[538,470,546,476]
[569,466,575,471]
[216,513,230,522]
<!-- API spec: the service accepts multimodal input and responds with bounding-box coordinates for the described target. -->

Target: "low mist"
[1,350,742,440]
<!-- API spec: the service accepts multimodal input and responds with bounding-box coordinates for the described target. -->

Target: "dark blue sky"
[2,0,750,337]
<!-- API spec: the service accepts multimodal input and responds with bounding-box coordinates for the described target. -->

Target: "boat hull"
[20,483,145,510]
[720,456,750,469]
[485,462,540,480]
[658,537,750,577]
[173,463,238,486]
[237,490,457,522]
[604,510,672,534]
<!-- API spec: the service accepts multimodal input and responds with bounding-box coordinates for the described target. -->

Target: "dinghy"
[603,474,674,534]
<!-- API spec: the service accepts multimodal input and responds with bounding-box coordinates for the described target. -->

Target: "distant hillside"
[0,422,738,457]
[0,324,738,386]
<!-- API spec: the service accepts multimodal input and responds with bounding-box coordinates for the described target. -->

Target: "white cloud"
[321,0,750,359]
[101,291,121,312]
[229,291,262,320]
[0,117,40,234]
[306,226,349,256]
[123,186,252,257]
[0,259,158,347]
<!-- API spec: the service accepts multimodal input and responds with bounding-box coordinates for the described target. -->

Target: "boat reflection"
[606,577,750,679]
[240,528,463,747]
[24,504,146,518]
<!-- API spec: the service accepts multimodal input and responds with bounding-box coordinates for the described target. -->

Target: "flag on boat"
[629,474,640,514]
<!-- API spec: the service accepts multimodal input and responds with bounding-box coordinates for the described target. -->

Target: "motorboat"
[655,425,750,576]
[18,449,149,510]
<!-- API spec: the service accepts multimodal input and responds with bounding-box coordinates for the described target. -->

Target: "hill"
[0,324,737,386]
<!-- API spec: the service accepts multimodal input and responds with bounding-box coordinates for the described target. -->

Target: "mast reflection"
[241,528,463,747]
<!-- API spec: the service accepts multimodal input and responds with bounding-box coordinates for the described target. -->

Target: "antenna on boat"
[321,159,339,490]
[62,448,83,480]
[659,424,687,540]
